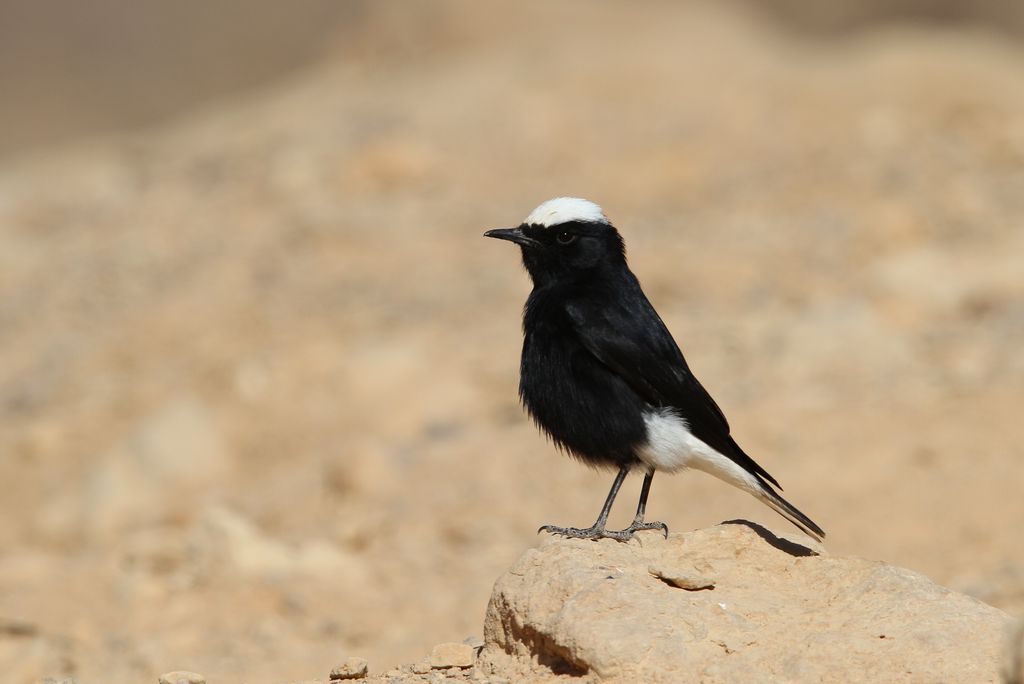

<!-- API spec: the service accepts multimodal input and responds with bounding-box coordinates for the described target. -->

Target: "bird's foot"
[540,524,618,540]
[538,519,668,542]
[625,518,669,539]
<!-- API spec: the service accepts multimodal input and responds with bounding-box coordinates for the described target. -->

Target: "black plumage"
[485,197,825,542]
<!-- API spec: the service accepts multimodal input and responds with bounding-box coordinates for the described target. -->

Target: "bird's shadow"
[720,519,819,558]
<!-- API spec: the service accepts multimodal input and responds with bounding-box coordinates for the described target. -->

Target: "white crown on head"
[523,197,608,228]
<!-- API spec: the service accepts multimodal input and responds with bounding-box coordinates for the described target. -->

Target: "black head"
[484,197,626,287]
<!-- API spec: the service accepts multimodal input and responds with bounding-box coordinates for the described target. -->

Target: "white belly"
[637,408,761,496]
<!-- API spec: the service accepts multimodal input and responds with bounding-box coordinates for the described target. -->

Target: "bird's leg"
[538,465,628,540]
[622,469,668,538]
[539,466,668,541]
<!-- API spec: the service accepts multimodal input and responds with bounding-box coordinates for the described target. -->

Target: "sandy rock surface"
[480,524,1013,683]
[157,672,205,684]
[330,656,369,680]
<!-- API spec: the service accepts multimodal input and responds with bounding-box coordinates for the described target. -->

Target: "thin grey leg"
[539,465,667,542]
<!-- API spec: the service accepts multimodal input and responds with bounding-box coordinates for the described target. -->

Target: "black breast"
[519,287,647,468]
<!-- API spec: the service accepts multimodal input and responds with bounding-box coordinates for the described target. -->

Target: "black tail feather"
[753,481,825,542]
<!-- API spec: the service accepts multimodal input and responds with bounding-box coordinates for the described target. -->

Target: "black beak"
[483,227,540,248]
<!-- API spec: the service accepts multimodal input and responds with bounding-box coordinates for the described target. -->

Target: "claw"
[628,520,669,539]
[538,524,611,540]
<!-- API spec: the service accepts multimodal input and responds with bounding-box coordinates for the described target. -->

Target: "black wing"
[565,277,782,489]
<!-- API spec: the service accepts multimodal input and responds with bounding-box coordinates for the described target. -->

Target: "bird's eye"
[556,230,576,245]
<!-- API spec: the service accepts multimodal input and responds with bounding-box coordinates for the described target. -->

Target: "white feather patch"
[638,408,761,495]
[523,197,608,227]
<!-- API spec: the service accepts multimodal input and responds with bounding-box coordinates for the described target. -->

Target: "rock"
[462,635,484,650]
[410,660,431,674]
[158,672,205,684]
[429,642,475,669]
[480,523,1013,683]
[1005,618,1024,684]
[647,562,716,591]
[329,656,369,680]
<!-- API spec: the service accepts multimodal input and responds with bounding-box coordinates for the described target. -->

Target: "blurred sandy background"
[1,1,1023,682]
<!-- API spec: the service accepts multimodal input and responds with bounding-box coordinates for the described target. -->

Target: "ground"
[0,2,1022,682]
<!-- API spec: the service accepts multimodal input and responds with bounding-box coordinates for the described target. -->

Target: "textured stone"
[158,672,205,684]
[329,657,368,680]
[481,524,1013,683]
[429,642,475,669]
[647,562,716,591]
[1004,619,1024,684]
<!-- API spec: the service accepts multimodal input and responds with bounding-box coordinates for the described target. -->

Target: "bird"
[484,197,825,543]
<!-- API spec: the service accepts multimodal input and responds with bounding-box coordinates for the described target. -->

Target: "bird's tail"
[753,482,826,543]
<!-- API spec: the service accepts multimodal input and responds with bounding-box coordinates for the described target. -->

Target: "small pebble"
[411,660,431,674]
[329,656,369,680]
[158,672,205,684]
[648,563,716,590]
[430,642,475,669]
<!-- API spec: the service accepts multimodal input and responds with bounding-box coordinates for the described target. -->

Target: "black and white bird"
[485,197,825,542]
